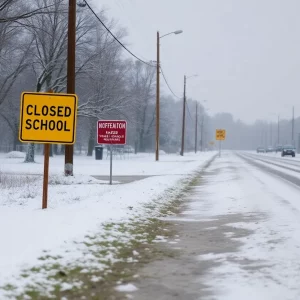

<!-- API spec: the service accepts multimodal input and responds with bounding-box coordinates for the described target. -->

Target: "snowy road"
[130,152,300,300]
[238,152,300,186]
[241,152,300,170]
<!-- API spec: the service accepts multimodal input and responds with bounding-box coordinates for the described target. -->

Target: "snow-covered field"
[0,151,216,298]
[193,153,300,299]
[0,150,203,176]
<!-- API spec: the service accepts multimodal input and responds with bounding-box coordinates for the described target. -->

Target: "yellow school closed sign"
[216,129,226,140]
[19,92,78,144]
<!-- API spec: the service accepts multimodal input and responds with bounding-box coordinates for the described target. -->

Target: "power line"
[84,0,185,102]
[84,0,185,104]
[83,0,155,67]
[160,65,194,123]
[159,66,181,99]
[186,101,193,121]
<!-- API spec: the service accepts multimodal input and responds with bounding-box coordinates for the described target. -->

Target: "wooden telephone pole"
[180,75,186,156]
[65,0,76,176]
[155,31,160,161]
[195,102,198,153]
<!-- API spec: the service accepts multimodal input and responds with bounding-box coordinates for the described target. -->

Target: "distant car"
[275,145,283,153]
[257,147,265,153]
[281,145,296,157]
[266,146,274,153]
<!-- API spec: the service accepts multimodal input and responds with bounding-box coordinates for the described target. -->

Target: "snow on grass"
[48,173,109,185]
[0,151,216,298]
[5,151,25,159]
[1,204,180,298]
[0,151,216,176]
[115,283,138,292]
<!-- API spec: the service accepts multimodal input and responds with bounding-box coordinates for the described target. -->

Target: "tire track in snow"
[237,153,300,188]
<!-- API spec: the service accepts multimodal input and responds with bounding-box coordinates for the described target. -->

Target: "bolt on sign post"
[215,129,226,157]
[97,120,127,185]
[19,91,78,209]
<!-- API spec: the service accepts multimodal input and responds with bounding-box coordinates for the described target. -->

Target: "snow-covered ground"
[193,152,300,299]
[0,150,210,176]
[0,151,216,297]
[4,150,299,299]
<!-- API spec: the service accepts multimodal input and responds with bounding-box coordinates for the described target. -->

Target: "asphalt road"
[238,152,300,187]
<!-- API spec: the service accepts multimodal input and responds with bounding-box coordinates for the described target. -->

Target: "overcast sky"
[94,0,300,124]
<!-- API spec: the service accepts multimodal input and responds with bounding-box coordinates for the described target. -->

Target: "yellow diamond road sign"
[216,129,226,141]
[19,92,78,144]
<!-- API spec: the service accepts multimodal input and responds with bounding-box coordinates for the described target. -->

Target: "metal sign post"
[110,146,113,185]
[216,129,226,158]
[97,120,127,185]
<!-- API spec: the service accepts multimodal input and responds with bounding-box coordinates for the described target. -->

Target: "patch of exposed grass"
[9,215,178,299]
[21,289,41,300]
[38,255,62,261]
[29,267,42,273]
[2,284,16,291]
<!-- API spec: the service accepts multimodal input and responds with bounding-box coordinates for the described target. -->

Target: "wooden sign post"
[19,90,78,209]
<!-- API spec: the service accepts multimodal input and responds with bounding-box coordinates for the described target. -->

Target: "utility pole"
[277,115,280,145]
[65,0,76,176]
[154,29,182,160]
[155,31,160,161]
[195,102,198,153]
[180,75,186,156]
[292,106,295,146]
[270,122,272,146]
[200,116,204,151]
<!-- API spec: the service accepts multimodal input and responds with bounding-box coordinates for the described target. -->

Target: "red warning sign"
[97,120,127,144]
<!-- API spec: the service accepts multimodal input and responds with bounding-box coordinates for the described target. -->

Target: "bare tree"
[126,61,156,152]
[75,17,131,156]
[0,4,33,154]
[159,95,181,153]
[22,0,98,162]
[0,0,55,23]
[0,102,19,149]
[0,67,36,153]
[0,3,33,108]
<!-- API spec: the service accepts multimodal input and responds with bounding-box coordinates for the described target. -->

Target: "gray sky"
[95,0,300,124]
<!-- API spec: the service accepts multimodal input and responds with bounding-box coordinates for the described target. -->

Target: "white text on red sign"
[97,120,127,145]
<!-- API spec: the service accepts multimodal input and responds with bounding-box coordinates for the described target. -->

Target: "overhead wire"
[160,65,195,130]
[84,0,186,105]
[113,0,152,64]
[159,66,181,99]
[83,0,155,67]
[186,101,194,121]
[160,65,194,124]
